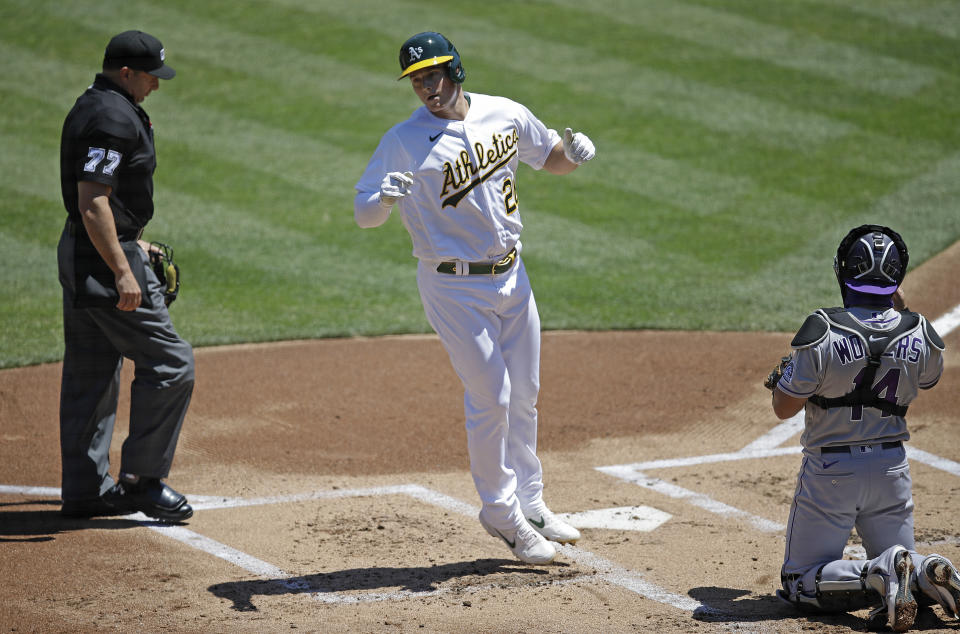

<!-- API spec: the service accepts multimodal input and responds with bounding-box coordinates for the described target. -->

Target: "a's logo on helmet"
[160,48,166,62]
[408,46,423,61]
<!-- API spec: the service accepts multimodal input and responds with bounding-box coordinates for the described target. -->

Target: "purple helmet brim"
[845,281,898,295]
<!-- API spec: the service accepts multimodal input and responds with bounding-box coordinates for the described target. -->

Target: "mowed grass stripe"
[36,0,862,149]
[5,4,955,259]
[17,0,407,131]
[0,41,371,228]
[795,0,960,43]
[0,117,408,308]
[0,26,950,270]
[258,0,854,148]
[543,0,940,97]
[726,148,960,317]
[0,36,860,260]
[2,1,959,367]
[16,0,936,209]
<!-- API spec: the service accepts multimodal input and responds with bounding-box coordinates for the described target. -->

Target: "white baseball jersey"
[778,306,944,448]
[355,92,561,263]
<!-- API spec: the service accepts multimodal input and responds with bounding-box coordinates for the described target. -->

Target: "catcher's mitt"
[149,242,180,306]
[763,355,792,391]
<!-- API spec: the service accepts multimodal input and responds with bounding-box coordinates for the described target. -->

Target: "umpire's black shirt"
[60,74,157,241]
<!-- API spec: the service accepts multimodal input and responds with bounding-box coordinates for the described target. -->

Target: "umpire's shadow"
[209,558,559,611]
[0,501,183,541]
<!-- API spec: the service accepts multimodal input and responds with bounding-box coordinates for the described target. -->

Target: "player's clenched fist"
[379,171,414,208]
[562,128,595,165]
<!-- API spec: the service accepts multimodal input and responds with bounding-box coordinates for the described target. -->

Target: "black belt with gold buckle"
[436,247,517,275]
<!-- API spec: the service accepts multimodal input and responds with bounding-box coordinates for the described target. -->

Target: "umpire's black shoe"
[104,478,193,522]
[60,488,129,518]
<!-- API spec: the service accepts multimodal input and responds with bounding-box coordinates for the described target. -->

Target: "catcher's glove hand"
[763,355,792,391]
[149,242,180,306]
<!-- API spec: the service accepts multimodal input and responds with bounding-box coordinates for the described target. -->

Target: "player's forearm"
[542,142,578,175]
[77,180,132,277]
[354,191,392,228]
[772,389,806,420]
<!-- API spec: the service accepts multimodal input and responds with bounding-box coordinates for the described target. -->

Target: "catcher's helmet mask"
[398,32,465,84]
[834,224,908,296]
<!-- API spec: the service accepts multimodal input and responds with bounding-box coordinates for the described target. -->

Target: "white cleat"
[522,506,581,544]
[866,545,916,632]
[919,554,960,620]
[479,512,556,565]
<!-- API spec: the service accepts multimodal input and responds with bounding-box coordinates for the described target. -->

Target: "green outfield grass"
[2,0,959,368]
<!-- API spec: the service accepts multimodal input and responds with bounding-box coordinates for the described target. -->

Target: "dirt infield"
[2,243,959,633]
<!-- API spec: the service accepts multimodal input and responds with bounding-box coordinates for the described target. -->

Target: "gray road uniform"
[58,73,194,506]
[777,305,944,610]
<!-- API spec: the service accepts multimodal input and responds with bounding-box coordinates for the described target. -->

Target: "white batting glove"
[562,128,596,165]
[379,171,414,208]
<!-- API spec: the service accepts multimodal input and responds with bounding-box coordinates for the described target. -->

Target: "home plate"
[559,506,672,532]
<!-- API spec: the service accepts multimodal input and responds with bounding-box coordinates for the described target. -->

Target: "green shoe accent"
[528,515,545,529]
[494,528,516,549]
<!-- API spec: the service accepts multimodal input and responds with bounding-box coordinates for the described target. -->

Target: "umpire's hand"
[115,269,142,311]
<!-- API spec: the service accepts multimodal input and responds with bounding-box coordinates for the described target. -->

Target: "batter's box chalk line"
[596,410,960,538]
[5,301,958,614]
[0,482,703,613]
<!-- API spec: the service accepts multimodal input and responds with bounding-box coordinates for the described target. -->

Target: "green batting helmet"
[398,32,465,83]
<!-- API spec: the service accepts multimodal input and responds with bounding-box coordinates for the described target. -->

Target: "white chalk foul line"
[556,544,706,613]
[933,304,960,337]
[0,485,60,497]
[906,446,960,478]
[598,444,960,535]
[612,446,802,472]
[186,484,703,611]
[740,413,805,451]
[0,482,701,612]
[150,522,600,605]
[596,465,786,533]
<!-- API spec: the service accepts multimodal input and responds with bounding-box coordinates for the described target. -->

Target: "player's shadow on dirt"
[688,587,957,631]
[689,586,862,627]
[209,558,562,611]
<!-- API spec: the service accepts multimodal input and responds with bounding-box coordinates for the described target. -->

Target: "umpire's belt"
[67,218,143,241]
[436,247,517,276]
[820,441,902,455]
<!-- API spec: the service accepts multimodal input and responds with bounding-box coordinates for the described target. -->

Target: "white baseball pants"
[417,257,544,530]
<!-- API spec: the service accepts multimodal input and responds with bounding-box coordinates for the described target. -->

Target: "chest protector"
[794,307,920,417]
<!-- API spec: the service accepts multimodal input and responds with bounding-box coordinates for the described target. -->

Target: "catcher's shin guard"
[780,565,880,613]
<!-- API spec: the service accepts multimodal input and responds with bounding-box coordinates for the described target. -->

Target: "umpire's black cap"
[104,30,176,79]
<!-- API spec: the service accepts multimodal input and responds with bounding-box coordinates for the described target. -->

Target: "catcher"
[766,225,958,631]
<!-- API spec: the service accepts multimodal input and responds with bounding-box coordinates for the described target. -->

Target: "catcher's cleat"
[867,546,917,632]
[918,555,960,619]
[521,506,581,544]
[478,511,555,565]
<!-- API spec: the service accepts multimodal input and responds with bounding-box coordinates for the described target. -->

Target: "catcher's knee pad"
[781,565,880,613]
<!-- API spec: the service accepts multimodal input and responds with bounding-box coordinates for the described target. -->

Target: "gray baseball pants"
[57,223,194,502]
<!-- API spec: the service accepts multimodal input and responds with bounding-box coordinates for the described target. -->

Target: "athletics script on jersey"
[441,129,519,208]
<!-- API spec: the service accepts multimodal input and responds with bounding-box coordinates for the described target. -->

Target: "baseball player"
[767,225,959,631]
[354,32,595,564]
[58,31,193,521]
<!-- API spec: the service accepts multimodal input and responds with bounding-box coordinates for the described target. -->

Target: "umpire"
[57,30,193,521]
